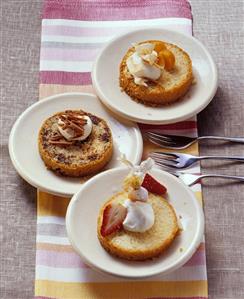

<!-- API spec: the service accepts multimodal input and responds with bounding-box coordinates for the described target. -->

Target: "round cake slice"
[119,40,193,106]
[97,191,179,261]
[38,110,113,177]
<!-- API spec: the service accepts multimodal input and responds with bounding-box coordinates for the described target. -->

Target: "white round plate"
[9,93,143,197]
[92,28,218,124]
[66,167,204,278]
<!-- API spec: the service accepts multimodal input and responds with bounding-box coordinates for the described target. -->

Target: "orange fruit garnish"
[153,41,167,53]
[157,51,165,67]
[159,49,175,71]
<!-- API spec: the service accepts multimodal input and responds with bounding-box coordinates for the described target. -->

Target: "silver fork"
[146,132,244,149]
[149,151,244,169]
[162,169,244,186]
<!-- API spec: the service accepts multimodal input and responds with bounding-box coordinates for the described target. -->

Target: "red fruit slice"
[100,203,127,237]
[142,173,167,195]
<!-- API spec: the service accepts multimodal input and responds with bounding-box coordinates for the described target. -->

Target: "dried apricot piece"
[157,51,165,67]
[153,41,166,53]
[160,49,175,70]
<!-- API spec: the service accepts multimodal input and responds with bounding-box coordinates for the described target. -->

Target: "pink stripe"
[41,47,99,61]
[146,297,207,299]
[35,296,206,299]
[183,247,206,267]
[35,297,207,299]
[36,249,89,268]
[139,121,197,131]
[36,247,205,269]
[43,0,192,21]
[40,71,91,85]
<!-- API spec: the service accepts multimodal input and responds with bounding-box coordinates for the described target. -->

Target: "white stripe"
[40,60,93,72]
[42,17,192,28]
[36,235,70,245]
[37,216,65,225]
[41,22,191,44]
[35,265,206,282]
[41,35,110,44]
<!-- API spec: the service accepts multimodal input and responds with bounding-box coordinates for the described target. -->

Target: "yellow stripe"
[39,84,94,99]
[195,191,203,206]
[35,280,208,299]
[37,191,70,217]
[36,243,74,252]
[142,141,199,159]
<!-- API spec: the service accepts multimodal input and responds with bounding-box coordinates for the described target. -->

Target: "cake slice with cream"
[120,40,193,106]
[97,157,179,261]
[38,110,113,177]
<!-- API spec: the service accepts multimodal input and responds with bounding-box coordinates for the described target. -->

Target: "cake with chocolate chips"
[38,110,113,177]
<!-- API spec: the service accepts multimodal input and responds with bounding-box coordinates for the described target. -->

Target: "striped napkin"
[36,1,208,298]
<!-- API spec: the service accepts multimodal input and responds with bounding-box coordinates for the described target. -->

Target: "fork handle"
[186,174,244,186]
[199,174,244,182]
[197,155,244,162]
[198,136,244,143]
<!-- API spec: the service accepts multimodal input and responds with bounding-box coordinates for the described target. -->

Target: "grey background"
[1,0,243,298]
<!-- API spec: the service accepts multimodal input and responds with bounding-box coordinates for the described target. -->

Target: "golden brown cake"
[119,40,193,106]
[97,159,179,261]
[38,110,113,177]
[97,191,179,261]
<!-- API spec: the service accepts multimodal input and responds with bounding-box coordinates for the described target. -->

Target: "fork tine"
[157,166,180,177]
[147,132,195,149]
[149,152,178,164]
[147,132,194,143]
[147,135,175,146]
[150,155,177,164]
[147,137,173,148]
[147,132,173,141]
[147,137,185,150]
[153,160,179,168]
[152,151,178,158]
[151,157,177,166]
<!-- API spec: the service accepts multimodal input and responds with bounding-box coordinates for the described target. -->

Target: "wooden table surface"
[1,1,243,298]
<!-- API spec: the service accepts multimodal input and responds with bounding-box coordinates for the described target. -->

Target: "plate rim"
[92,27,218,124]
[66,167,205,278]
[8,92,143,197]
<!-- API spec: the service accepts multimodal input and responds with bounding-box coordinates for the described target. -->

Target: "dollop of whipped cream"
[58,115,92,141]
[126,43,162,86]
[122,199,154,232]
[128,186,148,202]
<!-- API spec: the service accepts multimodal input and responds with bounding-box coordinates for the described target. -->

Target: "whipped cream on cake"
[122,199,154,233]
[48,111,93,146]
[126,43,162,86]
[58,115,92,141]
[119,156,155,233]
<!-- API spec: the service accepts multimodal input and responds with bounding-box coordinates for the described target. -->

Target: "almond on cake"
[38,110,113,177]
